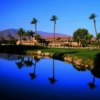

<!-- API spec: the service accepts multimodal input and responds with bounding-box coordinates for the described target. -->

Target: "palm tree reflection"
[16,56,24,69]
[29,56,41,80]
[88,76,96,89]
[24,57,33,67]
[48,59,56,84]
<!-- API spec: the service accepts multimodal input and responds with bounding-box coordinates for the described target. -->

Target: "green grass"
[29,48,100,60]
[0,45,99,60]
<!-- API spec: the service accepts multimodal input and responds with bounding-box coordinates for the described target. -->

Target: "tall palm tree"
[89,13,98,37]
[31,18,38,39]
[17,28,25,44]
[26,30,35,40]
[50,15,57,44]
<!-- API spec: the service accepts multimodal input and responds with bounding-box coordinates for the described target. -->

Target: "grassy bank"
[28,48,100,60]
[0,45,100,60]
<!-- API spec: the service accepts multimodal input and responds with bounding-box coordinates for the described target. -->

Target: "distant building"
[46,37,79,47]
[16,37,38,45]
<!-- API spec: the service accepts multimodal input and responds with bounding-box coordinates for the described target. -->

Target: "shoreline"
[27,50,94,70]
[0,45,99,70]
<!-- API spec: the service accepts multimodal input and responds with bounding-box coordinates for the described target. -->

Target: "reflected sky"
[0,55,100,100]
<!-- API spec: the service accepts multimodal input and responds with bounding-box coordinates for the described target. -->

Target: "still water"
[0,54,100,100]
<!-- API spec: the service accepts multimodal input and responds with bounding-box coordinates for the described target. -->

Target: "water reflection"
[24,57,33,67]
[88,76,96,89]
[91,53,100,78]
[16,56,24,69]
[1,53,100,99]
[0,53,18,60]
[48,59,57,84]
[29,56,41,80]
[89,53,100,89]
[72,64,86,71]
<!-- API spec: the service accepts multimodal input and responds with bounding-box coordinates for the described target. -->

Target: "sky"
[0,0,100,36]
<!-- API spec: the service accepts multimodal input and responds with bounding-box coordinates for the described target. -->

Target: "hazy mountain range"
[0,29,71,40]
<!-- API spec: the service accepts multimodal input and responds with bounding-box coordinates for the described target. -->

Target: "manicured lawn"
[39,48,100,59]
[0,45,99,60]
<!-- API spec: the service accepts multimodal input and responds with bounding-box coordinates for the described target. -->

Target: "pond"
[0,53,100,100]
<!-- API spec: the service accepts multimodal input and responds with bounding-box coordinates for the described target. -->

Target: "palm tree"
[31,18,38,39]
[50,15,57,45]
[26,30,31,40]
[17,28,25,44]
[89,13,97,37]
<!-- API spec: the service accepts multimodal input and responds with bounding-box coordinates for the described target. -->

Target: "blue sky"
[0,0,100,36]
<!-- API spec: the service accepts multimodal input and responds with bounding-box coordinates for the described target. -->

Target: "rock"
[44,52,50,56]
[85,64,89,68]
[73,58,82,66]
[64,56,73,62]
[37,50,42,55]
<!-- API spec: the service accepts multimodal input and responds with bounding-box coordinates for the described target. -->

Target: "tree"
[86,34,93,45]
[26,30,35,40]
[97,33,100,40]
[17,28,25,44]
[96,33,100,48]
[73,28,89,47]
[89,13,98,37]
[31,18,38,39]
[50,15,57,44]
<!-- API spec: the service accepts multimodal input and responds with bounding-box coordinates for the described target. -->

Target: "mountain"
[0,29,71,40]
[0,29,18,40]
[37,31,71,39]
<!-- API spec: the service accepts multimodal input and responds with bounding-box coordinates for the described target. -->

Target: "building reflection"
[48,59,57,84]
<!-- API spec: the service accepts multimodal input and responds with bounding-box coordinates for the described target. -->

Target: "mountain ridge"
[0,29,71,39]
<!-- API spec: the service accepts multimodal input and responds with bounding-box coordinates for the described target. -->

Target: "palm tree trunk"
[34,62,36,74]
[53,59,55,79]
[54,21,56,45]
[35,23,37,40]
[94,20,98,37]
